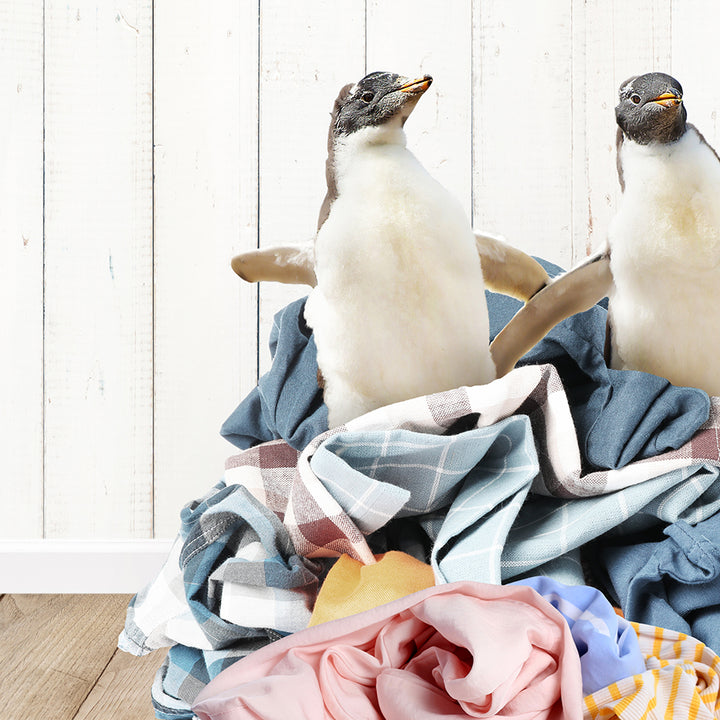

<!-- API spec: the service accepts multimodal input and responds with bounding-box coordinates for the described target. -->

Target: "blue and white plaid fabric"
[120,365,720,718]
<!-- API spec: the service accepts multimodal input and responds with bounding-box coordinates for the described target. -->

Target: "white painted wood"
[366,0,473,217]
[257,0,366,373]
[672,1,720,150]
[43,1,154,538]
[5,0,720,568]
[0,539,174,593]
[472,0,574,268]
[575,0,673,265]
[0,1,44,537]
[152,1,259,537]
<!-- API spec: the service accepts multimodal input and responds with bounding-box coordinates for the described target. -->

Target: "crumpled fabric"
[118,477,328,717]
[192,581,584,720]
[308,551,435,627]
[583,621,720,720]
[600,510,720,654]
[513,577,645,696]
[309,554,646,700]
[220,259,709,469]
[221,297,327,451]
[120,479,323,656]
[122,369,720,718]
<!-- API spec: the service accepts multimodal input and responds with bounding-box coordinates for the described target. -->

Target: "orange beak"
[398,75,433,94]
[652,91,682,108]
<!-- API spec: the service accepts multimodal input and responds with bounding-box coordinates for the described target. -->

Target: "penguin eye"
[361,91,375,103]
[630,94,641,105]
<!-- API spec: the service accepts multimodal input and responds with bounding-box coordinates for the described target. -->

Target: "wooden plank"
[74,647,167,720]
[257,0,366,373]
[472,0,574,267]
[671,0,720,149]
[574,0,673,264]
[0,2,44,537]
[43,1,154,538]
[152,1,260,537]
[366,0,473,217]
[0,594,132,719]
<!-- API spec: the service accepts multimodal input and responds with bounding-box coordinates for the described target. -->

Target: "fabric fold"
[583,621,720,720]
[221,259,709,470]
[601,511,720,653]
[192,581,584,720]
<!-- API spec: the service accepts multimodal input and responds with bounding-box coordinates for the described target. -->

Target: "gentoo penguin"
[491,72,720,397]
[232,71,550,427]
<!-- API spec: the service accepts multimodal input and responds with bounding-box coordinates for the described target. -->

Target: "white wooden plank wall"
[3,1,720,545]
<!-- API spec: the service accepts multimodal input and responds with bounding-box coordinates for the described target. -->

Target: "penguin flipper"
[489,248,613,378]
[230,244,317,287]
[474,232,550,301]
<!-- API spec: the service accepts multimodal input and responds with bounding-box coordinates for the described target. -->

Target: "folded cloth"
[583,621,720,720]
[306,380,720,583]
[192,581,584,720]
[600,511,720,654]
[487,286,710,470]
[308,551,435,627]
[120,476,322,655]
[119,475,327,717]
[513,577,645,696]
[221,297,327,451]
[220,259,709,469]
[123,376,720,716]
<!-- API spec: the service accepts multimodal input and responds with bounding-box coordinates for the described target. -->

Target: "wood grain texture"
[672,1,720,149]
[43,1,154,538]
[6,1,720,559]
[152,0,260,537]
[0,594,163,720]
[257,0,366,373]
[0,1,44,537]
[472,0,574,267]
[74,646,166,720]
[574,0,674,263]
[367,0,473,217]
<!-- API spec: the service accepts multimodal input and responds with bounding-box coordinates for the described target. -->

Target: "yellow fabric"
[583,622,720,720]
[308,551,435,627]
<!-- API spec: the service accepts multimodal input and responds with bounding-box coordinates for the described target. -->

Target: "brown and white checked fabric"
[225,438,375,563]
[223,364,720,566]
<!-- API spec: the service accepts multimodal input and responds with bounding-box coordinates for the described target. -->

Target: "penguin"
[491,72,720,397]
[232,71,550,427]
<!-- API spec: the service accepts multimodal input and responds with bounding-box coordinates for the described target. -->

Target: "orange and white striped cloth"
[584,621,720,719]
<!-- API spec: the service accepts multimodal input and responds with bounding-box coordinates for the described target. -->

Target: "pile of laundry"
[119,279,720,719]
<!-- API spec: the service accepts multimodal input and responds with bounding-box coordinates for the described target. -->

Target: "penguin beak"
[651,91,682,108]
[397,75,433,95]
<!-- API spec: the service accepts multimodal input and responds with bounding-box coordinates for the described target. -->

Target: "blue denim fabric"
[221,259,709,467]
[602,511,720,655]
[221,297,327,451]
[488,262,710,469]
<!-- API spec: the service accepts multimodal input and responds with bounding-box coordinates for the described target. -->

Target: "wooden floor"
[0,594,167,720]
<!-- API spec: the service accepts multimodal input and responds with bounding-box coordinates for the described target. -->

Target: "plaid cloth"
[583,622,720,719]
[222,281,710,469]
[121,363,720,718]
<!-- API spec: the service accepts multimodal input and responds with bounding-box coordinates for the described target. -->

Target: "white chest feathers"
[304,126,495,427]
[608,128,720,395]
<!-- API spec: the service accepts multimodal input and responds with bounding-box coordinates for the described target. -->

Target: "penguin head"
[333,71,433,137]
[615,72,687,145]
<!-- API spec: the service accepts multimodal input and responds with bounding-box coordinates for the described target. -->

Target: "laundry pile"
[119,279,720,719]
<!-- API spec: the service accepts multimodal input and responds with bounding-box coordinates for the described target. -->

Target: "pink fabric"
[192,581,583,720]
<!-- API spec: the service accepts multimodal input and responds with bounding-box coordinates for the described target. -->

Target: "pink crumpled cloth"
[192,581,583,720]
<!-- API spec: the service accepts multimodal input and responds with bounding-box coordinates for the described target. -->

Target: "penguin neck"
[332,122,410,192]
[620,127,718,195]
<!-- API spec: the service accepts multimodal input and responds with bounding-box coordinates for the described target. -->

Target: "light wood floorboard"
[0,594,167,720]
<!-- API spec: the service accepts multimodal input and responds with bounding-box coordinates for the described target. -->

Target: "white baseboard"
[0,539,175,593]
